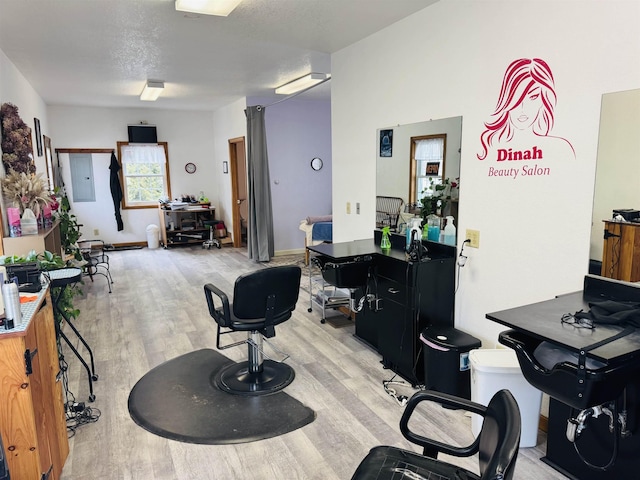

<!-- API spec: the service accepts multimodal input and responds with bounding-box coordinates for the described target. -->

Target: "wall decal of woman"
[478,58,575,161]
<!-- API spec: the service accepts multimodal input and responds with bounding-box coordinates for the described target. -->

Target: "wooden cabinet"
[158,205,216,248]
[601,220,640,281]
[0,289,69,480]
[2,221,62,257]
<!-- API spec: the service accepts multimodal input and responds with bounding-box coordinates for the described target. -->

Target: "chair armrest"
[204,283,232,327]
[399,390,487,458]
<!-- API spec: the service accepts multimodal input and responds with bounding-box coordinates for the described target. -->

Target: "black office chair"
[204,265,302,396]
[351,389,521,480]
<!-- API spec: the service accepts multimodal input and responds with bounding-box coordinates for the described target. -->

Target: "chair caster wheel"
[217,244,221,249]
[307,307,312,312]
[92,374,99,381]
[88,394,96,402]
[321,319,326,324]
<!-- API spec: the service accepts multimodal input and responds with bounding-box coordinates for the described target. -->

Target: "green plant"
[56,193,83,260]
[0,249,82,324]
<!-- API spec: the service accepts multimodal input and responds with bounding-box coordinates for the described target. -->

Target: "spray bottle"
[406,217,422,251]
[381,226,391,251]
[443,215,456,246]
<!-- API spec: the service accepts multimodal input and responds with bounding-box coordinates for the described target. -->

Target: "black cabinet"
[308,238,456,386]
[357,250,455,385]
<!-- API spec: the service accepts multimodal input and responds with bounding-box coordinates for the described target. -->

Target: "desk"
[487,274,640,480]
[307,237,456,385]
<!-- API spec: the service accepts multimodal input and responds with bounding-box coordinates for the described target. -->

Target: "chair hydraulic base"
[213,360,295,396]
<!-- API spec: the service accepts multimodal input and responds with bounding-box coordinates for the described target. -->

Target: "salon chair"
[204,265,302,396]
[351,389,521,480]
[78,239,113,293]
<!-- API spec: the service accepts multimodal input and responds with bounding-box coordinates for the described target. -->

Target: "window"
[409,134,446,204]
[117,142,171,209]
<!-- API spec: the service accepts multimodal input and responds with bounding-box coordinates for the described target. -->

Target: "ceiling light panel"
[175,0,242,17]
[275,73,331,95]
[140,81,165,101]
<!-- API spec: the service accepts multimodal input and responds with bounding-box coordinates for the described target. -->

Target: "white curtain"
[121,145,166,168]
[415,138,444,161]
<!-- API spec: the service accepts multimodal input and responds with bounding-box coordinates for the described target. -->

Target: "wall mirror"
[590,88,640,278]
[376,116,462,243]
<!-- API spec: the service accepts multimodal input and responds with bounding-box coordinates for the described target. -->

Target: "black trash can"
[421,326,481,399]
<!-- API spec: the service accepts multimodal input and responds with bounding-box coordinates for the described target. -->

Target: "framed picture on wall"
[34,117,43,157]
[380,129,393,157]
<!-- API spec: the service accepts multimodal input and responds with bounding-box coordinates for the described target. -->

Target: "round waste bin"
[469,349,542,448]
[146,224,160,249]
[421,326,481,400]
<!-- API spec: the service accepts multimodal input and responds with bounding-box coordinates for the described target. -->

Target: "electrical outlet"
[466,229,480,248]
[346,202,351,214]
[93,228,100,236]
[356,202,360,214]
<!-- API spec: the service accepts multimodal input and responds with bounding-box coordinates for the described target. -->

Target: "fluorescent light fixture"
[175,0,242,17]
[275,73,331,95]
[140,81,164,101]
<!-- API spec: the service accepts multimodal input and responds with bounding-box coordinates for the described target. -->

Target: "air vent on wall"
[127,125,158,144]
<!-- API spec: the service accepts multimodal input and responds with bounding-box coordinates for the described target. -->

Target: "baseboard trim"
[539,414,548,433]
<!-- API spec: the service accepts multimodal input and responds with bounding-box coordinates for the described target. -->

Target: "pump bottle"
[443,216,456,246]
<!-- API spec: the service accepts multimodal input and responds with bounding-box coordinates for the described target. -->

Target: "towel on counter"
[306,215,332,224]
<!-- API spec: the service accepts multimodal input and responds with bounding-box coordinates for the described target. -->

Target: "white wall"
[211,97,248,241]
[47,106,216,245]
[332,0,640,347]
[0,49,50,178]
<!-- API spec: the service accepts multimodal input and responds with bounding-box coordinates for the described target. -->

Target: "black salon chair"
[204,265,302,396]
[351,389,521,480]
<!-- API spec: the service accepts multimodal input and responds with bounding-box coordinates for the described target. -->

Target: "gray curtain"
[245,105,274,261]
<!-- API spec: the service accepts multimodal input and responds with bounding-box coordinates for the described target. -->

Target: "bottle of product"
[427,214,441,242]
[380,226,391,251]
[406,217,422,251]
[2,279,21,328]
[443,215,456,246]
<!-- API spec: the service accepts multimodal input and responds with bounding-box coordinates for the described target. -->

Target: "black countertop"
[487,276,640,364]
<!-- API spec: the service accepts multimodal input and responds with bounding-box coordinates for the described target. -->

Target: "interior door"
[229,137,247,248]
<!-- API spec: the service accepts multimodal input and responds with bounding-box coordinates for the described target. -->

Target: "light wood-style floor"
[59,246,567,479]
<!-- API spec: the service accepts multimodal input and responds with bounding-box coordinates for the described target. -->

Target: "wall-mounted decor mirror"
[376,116,462,244]
[590,88,640,278]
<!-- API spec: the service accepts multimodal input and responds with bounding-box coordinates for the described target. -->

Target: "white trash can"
[469,348,542,448]
[146,224,160,249]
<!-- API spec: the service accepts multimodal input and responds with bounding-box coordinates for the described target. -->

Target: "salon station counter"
[0,283,69,479]
[487,274,640,480]
[307,233,457,385]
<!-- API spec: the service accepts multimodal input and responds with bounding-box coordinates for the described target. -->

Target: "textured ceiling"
[0,0,437,111]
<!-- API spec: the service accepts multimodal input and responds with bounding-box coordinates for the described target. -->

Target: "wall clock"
[185,162,197,174]
[311,157,323,171]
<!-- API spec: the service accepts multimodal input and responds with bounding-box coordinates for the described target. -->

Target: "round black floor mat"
[128,348,315,444]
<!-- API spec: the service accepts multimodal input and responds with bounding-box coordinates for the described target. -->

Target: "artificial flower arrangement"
[0,102,36,175]
[1,170,53,218]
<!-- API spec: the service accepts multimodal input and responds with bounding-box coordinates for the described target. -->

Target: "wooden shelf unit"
[601,220,640,282]
[158,205,216,248]
[0,289,69,479]
[2,220,62,257]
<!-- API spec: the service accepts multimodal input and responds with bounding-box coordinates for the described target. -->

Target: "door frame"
[228,137,246,248]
